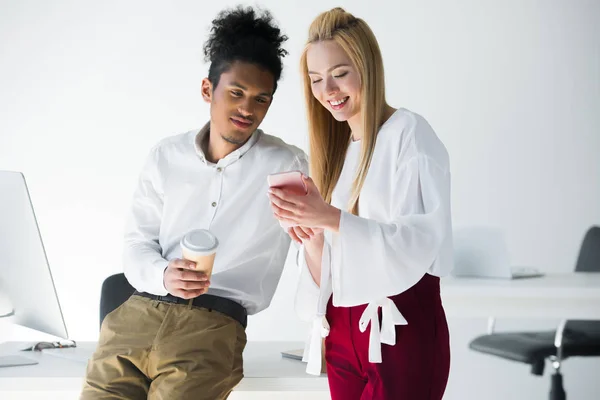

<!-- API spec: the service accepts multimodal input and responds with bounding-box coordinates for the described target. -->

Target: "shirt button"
[216,167,222,172]
[211,202,217,207]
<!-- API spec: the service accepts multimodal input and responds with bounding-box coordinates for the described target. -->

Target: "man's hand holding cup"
[163,229,219,300]
[163,259,211,299]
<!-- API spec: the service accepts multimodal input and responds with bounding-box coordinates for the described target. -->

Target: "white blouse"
[295,108,453,375]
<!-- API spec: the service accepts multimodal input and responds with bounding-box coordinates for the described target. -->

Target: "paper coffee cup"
[180,229,219,278]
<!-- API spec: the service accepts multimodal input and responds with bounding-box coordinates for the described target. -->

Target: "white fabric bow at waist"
[359,297,408,363]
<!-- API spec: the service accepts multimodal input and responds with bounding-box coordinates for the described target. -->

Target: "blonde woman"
[268,7,452,399]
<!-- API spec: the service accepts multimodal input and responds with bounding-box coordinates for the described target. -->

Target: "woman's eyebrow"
[308,63,351,75]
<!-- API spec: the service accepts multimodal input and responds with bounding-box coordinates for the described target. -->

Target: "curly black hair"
[203,6,288,94]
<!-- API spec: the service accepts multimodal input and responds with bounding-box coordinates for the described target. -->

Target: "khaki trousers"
[80,295,247,400]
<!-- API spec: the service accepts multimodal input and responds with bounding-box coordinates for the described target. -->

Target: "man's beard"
[221,132,248,145]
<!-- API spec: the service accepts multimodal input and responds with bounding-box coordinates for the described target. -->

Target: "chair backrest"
[99,273,136,328]
[566,226,600,337]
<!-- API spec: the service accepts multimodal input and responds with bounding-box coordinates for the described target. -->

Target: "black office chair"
[469,226,600,400]
[99,273,136,327]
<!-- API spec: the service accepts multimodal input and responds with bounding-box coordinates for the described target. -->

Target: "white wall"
[1,0,599,398]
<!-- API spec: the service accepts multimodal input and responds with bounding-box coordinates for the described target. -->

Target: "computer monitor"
[452,226,543,279]
[0,171,68,367]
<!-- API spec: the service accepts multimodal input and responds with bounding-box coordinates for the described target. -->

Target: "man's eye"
[231,91,242,97]
[256,97,268,104]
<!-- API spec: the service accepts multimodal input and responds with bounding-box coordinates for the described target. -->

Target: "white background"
[1,0,599,398]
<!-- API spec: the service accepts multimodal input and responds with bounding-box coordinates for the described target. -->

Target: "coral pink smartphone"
[267,170,308,196]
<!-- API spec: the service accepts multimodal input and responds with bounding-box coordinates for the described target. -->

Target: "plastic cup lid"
[180,229,219,255]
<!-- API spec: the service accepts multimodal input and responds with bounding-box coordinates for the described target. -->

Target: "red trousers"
[325,274,450,400]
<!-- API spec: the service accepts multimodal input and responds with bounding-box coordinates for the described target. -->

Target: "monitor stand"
[0,297,39,368]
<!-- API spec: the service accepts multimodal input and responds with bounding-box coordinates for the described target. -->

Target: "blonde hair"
[300,7,387,214]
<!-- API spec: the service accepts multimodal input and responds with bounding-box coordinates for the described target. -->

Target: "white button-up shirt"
[295,108,453,374]
[123,123,308,315]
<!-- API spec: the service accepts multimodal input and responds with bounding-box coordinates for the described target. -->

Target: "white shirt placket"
[207,164,225,227]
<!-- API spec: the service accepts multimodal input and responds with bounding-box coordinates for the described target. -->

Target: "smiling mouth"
[230,117,253,129]
[328,97,349,110]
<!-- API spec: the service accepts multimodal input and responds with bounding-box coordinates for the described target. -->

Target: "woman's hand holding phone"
[267,171,341,232]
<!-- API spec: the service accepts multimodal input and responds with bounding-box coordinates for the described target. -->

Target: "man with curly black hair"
[80,7,307,399]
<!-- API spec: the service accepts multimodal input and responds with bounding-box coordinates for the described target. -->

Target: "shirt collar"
[194,122,262,167]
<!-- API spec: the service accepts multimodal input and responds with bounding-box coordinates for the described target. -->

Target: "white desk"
[440,272,600,319]
[0,341,328,400]
[1,272,598,399]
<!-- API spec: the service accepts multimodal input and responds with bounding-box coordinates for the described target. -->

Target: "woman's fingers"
[298,226,314,237]
[271,203,295,219]
[294,227,310,240]
[287,227,302,244]
[268,192,297,211]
